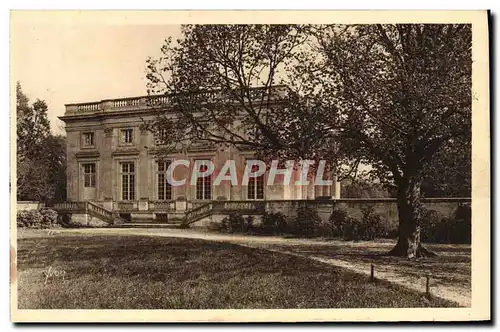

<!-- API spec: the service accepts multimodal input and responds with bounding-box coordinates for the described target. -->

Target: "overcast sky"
[12,24,181,134]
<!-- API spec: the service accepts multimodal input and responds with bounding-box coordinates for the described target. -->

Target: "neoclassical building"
[59,86,340,224]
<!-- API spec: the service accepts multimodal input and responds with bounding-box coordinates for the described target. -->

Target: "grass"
[17,231,459,309]
[265,241,471,290]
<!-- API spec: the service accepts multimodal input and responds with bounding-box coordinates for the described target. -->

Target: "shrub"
[244,216,255,233]
[329,204,349,237]
[293,205,322,236]
[420,209,445,243]
[220,216,229,232]
[259,211,288,235]
[39,207,58,225]
[275,214,289,234]
[340,217,363,241]
[219,212,254,233]
[17,211,37,228]
[420,205,471,244]
[451,204,471,244]
[359,205,386,240]
[207,221,223,232]
[228,213,245,233]
[57,213,72,227]
[179,222,191,229]
[17,208,59,229]
[329,204,392,241]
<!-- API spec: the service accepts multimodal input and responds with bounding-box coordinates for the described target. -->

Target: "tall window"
[120,128,134,144]
[121,162,135,201]
[196,163,212,200]
[83,163,96,188]
[82,132,94,147]
[248,165,264,199]
[157,160,172,200]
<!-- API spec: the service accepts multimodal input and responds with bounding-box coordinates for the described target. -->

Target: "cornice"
[75,151,100,158]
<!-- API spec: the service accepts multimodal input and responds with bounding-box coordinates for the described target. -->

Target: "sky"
[12,24,182,134]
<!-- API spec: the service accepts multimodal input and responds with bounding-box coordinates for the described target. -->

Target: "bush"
[421,205,471,244]
[420,209,445,243]
[359,205,388,240]
[17,210,38,228]
[39,207,58,225]
[259,211,288,235]
[17,208,59,229]
[293,205,322,236]
[207,221,223,232]
[329,204,393,241]
[451,204,471,244]
[329,204,349,237]
[220,216,229,232]
[244,216,255,233]
[228,213,245,233]
[340,217,363,241]
[179,222,191,229]
[219,213,254,233]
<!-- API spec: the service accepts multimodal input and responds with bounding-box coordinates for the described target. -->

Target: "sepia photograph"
[9,10,490,322]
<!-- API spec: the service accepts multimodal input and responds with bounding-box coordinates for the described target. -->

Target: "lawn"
[16,230,458,309]
[264,240,471,291]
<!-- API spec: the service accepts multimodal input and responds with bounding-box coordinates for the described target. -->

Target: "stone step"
[120,218,184,224]
[111,223,183,229]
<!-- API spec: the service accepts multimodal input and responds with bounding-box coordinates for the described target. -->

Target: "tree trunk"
[388,177,437,258]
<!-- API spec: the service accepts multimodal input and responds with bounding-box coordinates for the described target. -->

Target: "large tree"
[145,24,471,258]
[16,82,66,202]
[421,136,471,198]
[306,24,471,257]
[144,25,344,166]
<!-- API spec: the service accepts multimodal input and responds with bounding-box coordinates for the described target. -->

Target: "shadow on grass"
[17,234,459,309]
[269,241,471,288]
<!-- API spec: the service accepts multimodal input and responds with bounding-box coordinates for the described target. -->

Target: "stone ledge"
[111,149,140,157]
[75,151,100,158]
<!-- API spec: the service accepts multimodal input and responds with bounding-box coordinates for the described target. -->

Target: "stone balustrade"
[64,85,288,115]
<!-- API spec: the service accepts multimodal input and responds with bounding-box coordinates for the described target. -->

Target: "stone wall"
[261,197,470,226]
[17,201,45,211]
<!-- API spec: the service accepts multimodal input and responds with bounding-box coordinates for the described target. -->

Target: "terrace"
[64,85,288,116]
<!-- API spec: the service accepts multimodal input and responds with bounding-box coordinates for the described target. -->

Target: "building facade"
[60,88,341,223]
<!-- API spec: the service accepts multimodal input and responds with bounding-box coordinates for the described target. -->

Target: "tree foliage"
[16,82,66,202]
[421,137,471,197]
[145,24,471,258]
[144,25,343,167]
[305,24,471,257]
[341,178,391,198]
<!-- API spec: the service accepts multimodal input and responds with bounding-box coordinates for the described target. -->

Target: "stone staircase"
[112,223,183,229]
[52,200,266,228]
[183,200,265,226]
[52,201,128,226]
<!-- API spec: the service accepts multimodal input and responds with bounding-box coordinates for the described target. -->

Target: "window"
[248,165,264,199]
[83,163,96,188]
[195,162,212,200]
[157,160,172,200]
[121,162,135,201]
[82,132,94,147]
[155,128,168,145]
[120,128,134,144]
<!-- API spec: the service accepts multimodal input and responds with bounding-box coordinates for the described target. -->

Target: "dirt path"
[53,228,471,307]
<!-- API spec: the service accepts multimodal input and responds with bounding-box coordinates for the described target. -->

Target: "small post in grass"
[370,264,375,282]
[425,275,431,299]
